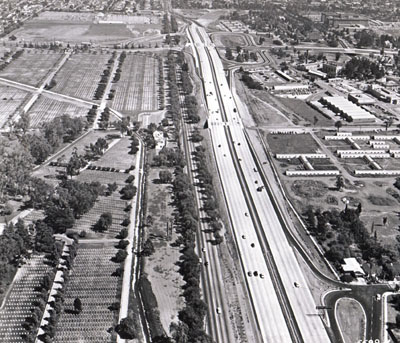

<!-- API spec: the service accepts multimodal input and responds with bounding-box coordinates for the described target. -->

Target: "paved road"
[190,23,332,342]
[189,24,294,342]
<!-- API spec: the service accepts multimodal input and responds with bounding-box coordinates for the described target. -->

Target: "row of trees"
[94,52,116,100]
[112,51,126,83]
[240,70,263,90]
[192,145,223,244]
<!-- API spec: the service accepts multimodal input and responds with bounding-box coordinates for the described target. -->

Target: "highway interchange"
[187,23,331,343]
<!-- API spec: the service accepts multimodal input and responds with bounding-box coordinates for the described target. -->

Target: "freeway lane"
[193,24,332,342]
[188,25,293,342]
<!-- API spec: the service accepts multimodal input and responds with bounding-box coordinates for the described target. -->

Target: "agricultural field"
[0,86,30,128]
[0,51,63,87]
[27,95,90,128]
[54,242,121,343]
[52,53,110,101]
[0,255,53,343]
[111,53,160,115]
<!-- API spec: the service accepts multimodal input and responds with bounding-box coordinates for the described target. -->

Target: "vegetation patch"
[368,195,395,206]
[291,180,328,199]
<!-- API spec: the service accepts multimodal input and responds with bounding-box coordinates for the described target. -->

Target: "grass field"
[0,51,63,87]
[52,52,110,100]
[266,133,321,154]
[336,298,366,343]
[27,95,90,128]
[212,33,247,47]
[111,53,160,115]
[0,86,30,128]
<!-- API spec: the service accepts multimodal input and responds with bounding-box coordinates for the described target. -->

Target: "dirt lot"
[244,87,332,127]
[144,167,184,334]
[336,298,366,343]
[234,74,293,127]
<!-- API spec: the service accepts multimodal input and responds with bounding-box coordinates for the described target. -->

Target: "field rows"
[111,54,159,113]
[53,53,110,100]
[54,245,119,343]
[28,96,89,128]
[0,86,30,128]
[0,255,53,343]
[0,51,63,87]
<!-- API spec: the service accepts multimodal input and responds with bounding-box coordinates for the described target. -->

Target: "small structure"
[342,258,365,276]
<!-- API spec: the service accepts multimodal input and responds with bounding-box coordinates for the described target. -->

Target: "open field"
[212,33,247,47]
[54,242,121,343]
[52,52,110,100]
[12,11,163,43]
[28,95,90,128]
[0,86,30,128]
[0,51,62,87]
[266,133,321,154]
[0,255,53,343]
[145,167,184,333]
[336,298,366,343]
[111,53,160,115]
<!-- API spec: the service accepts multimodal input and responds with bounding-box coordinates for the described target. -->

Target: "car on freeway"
[242,235,246,239]
[216,307,221,314]
[245,212,248,217]
[255,180,258,184]
[260,274,264,279]
[294,282,300,288]
[247,271,252,277]
[204,261,209,267]
[199,258,202,264]
[250,243,255,248]
[202,248,206,252]
[253,271,258,277]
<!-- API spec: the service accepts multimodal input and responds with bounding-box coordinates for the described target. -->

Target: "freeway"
[189,23,332,342]
[189,24,293,342]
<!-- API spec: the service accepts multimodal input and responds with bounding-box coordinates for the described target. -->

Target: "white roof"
[323,96,375,120]
[342,257,365,275]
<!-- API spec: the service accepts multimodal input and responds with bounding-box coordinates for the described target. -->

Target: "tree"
[115,317,137,339]
[141,238,155,256]
[159,170,173,183]
[66,148,86,178]
[93,212,113,232]
[113,249,128,263]
[73,297,82,314]
[336,175,344,191]
[335,120,343,132]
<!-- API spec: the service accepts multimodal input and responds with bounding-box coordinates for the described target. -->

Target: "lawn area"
[336,298,366,343]
[266,133,321,154]
[144,167,184,334]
